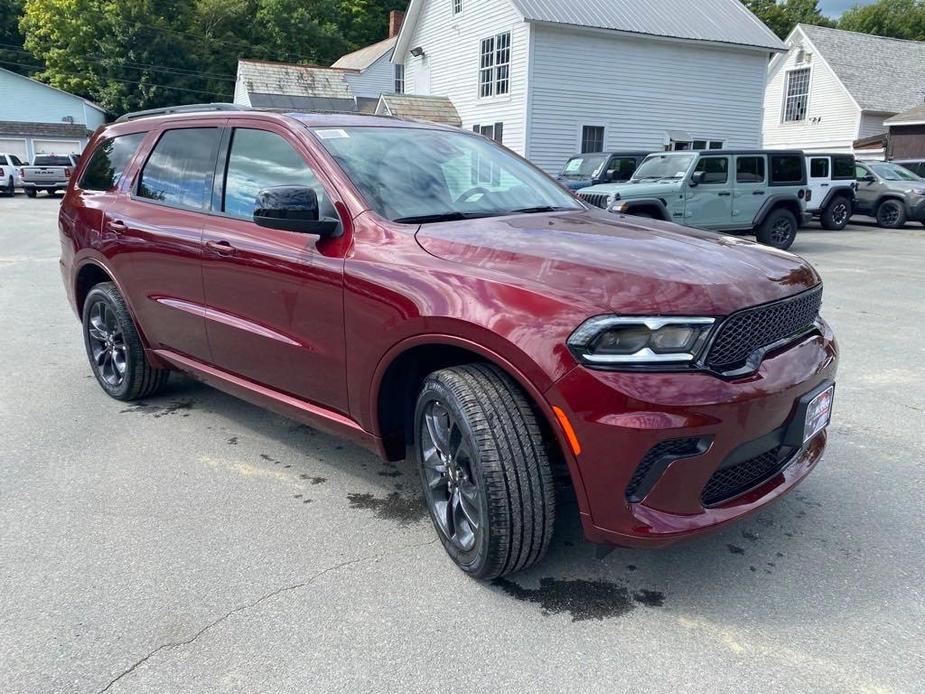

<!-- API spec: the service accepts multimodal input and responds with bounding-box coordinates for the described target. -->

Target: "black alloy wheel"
[876,200,906,229]
[86,299,128,388]
[758,208,798,250]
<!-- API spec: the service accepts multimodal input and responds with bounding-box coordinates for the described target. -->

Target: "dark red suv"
[59,107,838,579]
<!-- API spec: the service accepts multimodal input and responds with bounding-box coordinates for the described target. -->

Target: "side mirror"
[859,174,875,183]
[253,186,340,237]
[690,170,706,187]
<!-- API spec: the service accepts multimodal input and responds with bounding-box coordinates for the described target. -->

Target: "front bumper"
[907,197,925,221]
[546,319,838,547]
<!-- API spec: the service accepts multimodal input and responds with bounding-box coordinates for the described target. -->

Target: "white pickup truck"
[21,154,79,197]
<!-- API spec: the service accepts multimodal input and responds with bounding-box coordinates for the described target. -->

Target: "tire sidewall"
[759,209,797,250]
[414,376,491,576]
[82,286,134,399]
[877,200,905,229]
[823,196,852,230]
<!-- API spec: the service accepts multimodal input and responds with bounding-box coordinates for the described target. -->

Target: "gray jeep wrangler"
[577,150,811,250]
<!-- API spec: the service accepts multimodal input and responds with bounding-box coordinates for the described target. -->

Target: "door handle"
[753,191,766,195]
[821,183,829,187]
[206,240,236,256]
[718,191,731,197]
[106,220,127,234]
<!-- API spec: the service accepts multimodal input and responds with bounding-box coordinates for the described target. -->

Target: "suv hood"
[579,179,682,199]
[415,210,820,316]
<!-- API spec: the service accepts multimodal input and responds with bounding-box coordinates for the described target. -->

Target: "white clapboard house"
[763,24,925,155]
[392,0,785,173]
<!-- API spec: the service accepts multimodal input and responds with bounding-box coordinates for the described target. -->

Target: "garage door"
[0,138,28,161]
[33,139,82,156]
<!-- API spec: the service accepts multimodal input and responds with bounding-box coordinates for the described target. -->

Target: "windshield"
[311,126,581,223]
[631,154,695,181]
[559,154,607,179]
[34,155,71,166]
[869,163,923,182]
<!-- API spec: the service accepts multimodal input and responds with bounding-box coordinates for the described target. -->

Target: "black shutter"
[493,122,503,144]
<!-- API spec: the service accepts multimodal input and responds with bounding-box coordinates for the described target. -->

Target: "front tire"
[876,199,906,229]
[414,363,555,580]
[82,282,170,401]
[820,195,852,230]
[757,208,798,250]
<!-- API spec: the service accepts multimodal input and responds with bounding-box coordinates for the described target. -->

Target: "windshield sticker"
[564,159,582,173]
[315,129,349,140]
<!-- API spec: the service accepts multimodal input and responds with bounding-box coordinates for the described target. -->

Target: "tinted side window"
[770,155,804,184]
[810,158,829,178]
[855,165,871,179]
[607,157,638,182]
[222,128,332,220]
[8,154,23,166]
[137,128,221,210]
[35,155,72,166]
[694,156,729,184]
[736,156,765,183]
[832,156,855,179]
[79,133,146,192]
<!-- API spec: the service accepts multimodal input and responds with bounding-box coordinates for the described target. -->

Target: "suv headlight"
[567,316,715,366]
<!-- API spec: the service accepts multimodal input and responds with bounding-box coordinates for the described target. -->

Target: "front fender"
[610,197,671,221]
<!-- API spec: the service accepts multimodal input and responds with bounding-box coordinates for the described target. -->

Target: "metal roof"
[509,0,785,50]
[798,25,925,114]
[331,36,396,70]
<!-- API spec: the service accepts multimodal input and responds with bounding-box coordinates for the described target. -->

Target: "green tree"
[742,0,834,38]
[0,0,29,75]
[839,0,925,40]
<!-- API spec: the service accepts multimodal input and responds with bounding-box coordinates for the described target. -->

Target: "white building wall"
[344,52,398,97]
[527,25,770,174]
[401,0,530,155]
[858,112,891,139]
[233,76,252,106]
[762,28,860,152]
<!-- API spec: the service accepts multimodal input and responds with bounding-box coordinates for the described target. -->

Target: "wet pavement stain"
[727,544,745,555]
[346,492,426,526]
[260,453,283,466]
[300,474,326,485]
[227,436,238,445]
[378,469,403,478]
[152,400,195,418]
[494,577,665,622]
[742,530,760,542]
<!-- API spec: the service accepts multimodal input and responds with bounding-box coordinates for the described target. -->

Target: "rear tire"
[820,195,852,230]
[876,199,906,229]
[757,208,798,250]
[25,189,36,198]
[4,176,13,196]
[414,363,556,580]
[82,282,170,401]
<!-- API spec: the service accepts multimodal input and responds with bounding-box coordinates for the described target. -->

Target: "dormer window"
[479,32,511,98]
[783,68,811,122]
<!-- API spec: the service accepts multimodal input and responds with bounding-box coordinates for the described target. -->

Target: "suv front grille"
[705,286,822,372]
[701,446,795,506]
[578,192,609,209]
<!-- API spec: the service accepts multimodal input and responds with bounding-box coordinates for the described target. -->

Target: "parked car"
[21,154,79,197]
[59,107,838,579]
[577,150,812,250]
[854,160,925,228]
[0,152,25,196]
[805,153,856,230]
[892,159,925,177]
[556,151,650,190]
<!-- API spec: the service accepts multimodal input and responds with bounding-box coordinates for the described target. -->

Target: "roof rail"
[115,103,251,122]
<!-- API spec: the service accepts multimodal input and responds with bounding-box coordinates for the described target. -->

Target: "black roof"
[653,149,806,156]
[568,151,652,158]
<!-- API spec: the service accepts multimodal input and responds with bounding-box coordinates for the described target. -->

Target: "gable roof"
[797,24,925,114]
[0,66,106,114]
[376,94,462,126]
[885,103,925,127]
[332,36,397,70]
[395,0,785,58]
[236,59,354,101]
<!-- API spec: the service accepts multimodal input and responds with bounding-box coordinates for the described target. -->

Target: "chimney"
[388,10,404,38]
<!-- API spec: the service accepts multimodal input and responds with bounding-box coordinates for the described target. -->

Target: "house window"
[783,68,811,122]
[581,125,605,153]
[670,139,723,151]
[478,32,511,97]
[394,64,404,94]
[472,123,504,183]
[453,0,462,13]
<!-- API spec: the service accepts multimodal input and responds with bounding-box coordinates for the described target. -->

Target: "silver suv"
[854,161,925,228]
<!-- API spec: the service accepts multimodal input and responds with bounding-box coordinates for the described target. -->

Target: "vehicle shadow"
[132,374,900,630]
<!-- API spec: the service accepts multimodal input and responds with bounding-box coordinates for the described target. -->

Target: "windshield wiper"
[507,206,574,214]
[394,212,483,224]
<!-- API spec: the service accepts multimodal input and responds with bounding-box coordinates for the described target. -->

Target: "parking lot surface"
[1,196,923,693]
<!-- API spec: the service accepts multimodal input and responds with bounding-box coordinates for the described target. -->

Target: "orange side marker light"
[552,406,582,457]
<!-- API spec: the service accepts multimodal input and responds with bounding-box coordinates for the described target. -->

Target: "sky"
[818,0,877,17]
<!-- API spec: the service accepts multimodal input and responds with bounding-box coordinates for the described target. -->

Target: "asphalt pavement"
[1,194,923,693]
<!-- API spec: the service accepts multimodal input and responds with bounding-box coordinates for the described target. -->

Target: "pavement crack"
[96,537,437,693]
